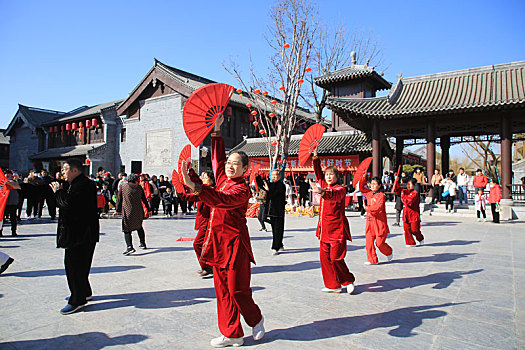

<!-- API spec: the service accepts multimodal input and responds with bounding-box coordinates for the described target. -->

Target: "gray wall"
[9,113,39,174]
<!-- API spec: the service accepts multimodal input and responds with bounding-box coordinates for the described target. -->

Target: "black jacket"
[266,180,286,218]
[55,174,100,249]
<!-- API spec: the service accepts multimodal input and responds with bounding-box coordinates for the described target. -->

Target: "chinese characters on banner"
[249,155,360,172]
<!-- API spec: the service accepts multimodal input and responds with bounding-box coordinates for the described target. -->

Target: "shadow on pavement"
[131,246,194,256]
[255,302,463,344]
[252,261,320,274]
[356,269,483,294]
[421,221,461,226]
[2,265,145,278]
[394,252,474,264]
[424,240,480,247]
[85,286,265,311]
[0,332,147,349]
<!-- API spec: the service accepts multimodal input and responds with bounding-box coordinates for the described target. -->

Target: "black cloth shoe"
[123,247,136,256]
[0,257,14,274]
[139,243,147,250]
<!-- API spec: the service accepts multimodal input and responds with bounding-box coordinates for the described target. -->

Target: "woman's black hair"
[491,178,499,185]
[127,173,138,183]
[370,176,384,193]
[409,178,418,186]
[202,170,215,185]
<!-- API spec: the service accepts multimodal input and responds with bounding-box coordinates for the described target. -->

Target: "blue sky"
[0,0,524,129]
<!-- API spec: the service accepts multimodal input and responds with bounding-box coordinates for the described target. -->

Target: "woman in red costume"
[182,115,264,348]
[309,149,355,294]
[360,177,393,265]
[180,171,214,278]
[393,176,424,247]
[139,174,152,218]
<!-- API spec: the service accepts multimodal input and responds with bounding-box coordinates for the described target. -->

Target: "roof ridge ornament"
[351,51,357,65]
[388,75,403,105]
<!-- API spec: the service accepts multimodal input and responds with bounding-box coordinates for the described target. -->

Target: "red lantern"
[269,113,275,118]
[236,88,242,93]
[279,86,285,91]
[65,123,71,131]
[86,120,92,128]
[79,122,83,128]
[53,126,58,133]
[283,43,290,49]
[259,129,266,134]
[305,67,312,72]
[246,103,252,107]
[92,118,98,127]
[79,133,83,140]
[302,122,307,130]
[254,89,261,94]
[48,127,53,133]
[72,123,77,130]
[252,121,258,126]
[251,110,257,115]
[226,106,232,116]
[85,158,90,165]
[262,91,268,95]
[271,100,277,105]
[298,79,304,84]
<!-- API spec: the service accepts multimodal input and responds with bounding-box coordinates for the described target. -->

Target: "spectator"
[255,175,268,232]
[1,171,21,236]
[297,176,310,207]
[474,188,487,222]
[447,169,457,183]
[382,171,393,201]
[264,171,286,255]
[430,169,443,204]
[413,167,426,184]
[26,170,43,220]
[488,178,502,223]
[457,167,469,205]
[473,169,488,192]
[149,175,160,215]
[442,177,457,213]
[40,170,57,219]
[162,187,174,216]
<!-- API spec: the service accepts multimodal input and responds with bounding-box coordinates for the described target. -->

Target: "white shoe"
[278,247,285,252]
[417,239,424,246]
[406,244,416,248]
[386,253,393,262]
[271,249,279,256]
[345,283,355,294]
[321,287,342,293]
[483,218,486,222]
[210,335,244,347]
[252,316,265,341]
[364,261,372,265]
[477,218,481,222]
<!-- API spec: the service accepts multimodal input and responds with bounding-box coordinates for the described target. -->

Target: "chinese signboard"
[249,155,360,173]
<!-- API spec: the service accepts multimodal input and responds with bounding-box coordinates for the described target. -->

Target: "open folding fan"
[0,169,11,218]
[178,144,192,174]
[353,157,373,190]
[249,164,260,186]
[183,83,235,147]
[298,124,326,166]
[171,169,185,194]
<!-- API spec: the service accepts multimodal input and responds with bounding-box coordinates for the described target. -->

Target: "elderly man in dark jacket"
[264,170,287,255]
[50,159,99,315]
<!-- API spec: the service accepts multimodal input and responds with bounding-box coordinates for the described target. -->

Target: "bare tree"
[460,136,501,180]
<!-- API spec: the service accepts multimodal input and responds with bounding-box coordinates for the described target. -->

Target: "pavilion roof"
[326,60,525,119]
[314,64,391,90]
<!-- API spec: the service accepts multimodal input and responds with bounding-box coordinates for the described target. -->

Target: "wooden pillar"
[501,114,512,199]
[426,121,436,196]
[396,137,404,170]
[441,136,450,175]
[372,119,381,177]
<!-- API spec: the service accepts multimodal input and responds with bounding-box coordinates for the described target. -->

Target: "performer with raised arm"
[309,149,355,294]
[181,115,264,348]
[359,177,393,265]
[180,170,214,278]
[393,168,425,247]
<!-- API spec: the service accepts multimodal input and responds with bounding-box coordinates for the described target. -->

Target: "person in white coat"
[442,177,457,213]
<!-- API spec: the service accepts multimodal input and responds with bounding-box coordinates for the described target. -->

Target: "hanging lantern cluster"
[47,118,100,142]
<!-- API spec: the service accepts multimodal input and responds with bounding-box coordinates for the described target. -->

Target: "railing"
[511,184,525,201]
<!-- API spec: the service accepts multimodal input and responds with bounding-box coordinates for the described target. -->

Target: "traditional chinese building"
[0,129,10,169]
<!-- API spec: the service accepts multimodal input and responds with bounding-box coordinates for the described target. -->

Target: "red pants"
[403,220,424,245]
[320,241,355,289]
[365,232,392,264]
[193,227,210,270]
[213,247,262,338]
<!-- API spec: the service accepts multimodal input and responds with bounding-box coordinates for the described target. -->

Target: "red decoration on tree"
[86,120,92,128]
[252,121,258,126]
[305,67,312,72]
[271,141,278,146]
[236,88,242,93]
[259,129,266,134]
[271,100,277,105]
[65,124,71,131]
[298,79,304,84]
[262,91,268,95]
[269,113,275,118]
[251,110,257,115]
[279,86,285,91]
[298,124,326,166]
[183,83,235,147]
[283,43,290,49]
[246,103,252,107]
[178,144,192,175]
[254,89,261,94]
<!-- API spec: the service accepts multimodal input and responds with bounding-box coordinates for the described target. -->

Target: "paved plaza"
[0,209,524,349]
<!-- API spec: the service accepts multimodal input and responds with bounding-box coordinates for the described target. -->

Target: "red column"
[426,121,436,195]
[372,119,381,177]
[501,114,512,199]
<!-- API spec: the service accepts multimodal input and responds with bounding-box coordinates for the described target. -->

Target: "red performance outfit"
[194,132,262,339]
[393,180,424,246]
[180,171,212,273]
[360,184,393,264]
[313,157,355,289]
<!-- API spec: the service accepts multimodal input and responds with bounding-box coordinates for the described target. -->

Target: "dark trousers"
[39,196,56,219]
[299,195,308,207]
[445,196,455,211]
[270,216,285,250]
[358,196,366,215]
[432,185,442,204]
[26,196,41,217]
[3,205,17,234]
[257,204,267,229]
[17,197,24,220]
[150,196,160,215]
[477,209,486,218]
[491,203,500,223]
[124,227,146,248]
[65,242,96,306]
[179,199,187,214]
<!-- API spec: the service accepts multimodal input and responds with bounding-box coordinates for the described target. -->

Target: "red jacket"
[473,174,488,188]
[196,133,255,268]
[313,157,351,243]
[96,193,106,209]
[361,188,390,237]
[488,184,502,203]
[393,180,420,223]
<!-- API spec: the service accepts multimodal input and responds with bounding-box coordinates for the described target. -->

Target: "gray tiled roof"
[0,129,9,144]
[326,61,525,118]
[230,131,390,157]
[29,144,105,160]
[17,105,66,127]
[314,64,391,90]
[43,99,124,125]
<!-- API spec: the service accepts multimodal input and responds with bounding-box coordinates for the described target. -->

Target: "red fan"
[298,124,326,166]
[353,157,373,191]
[171,169,185,194]
[183,83,234,147]
[249,164,260,186]
[0,168,11,218]
[178,144,192,174]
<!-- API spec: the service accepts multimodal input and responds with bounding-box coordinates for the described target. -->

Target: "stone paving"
[0,209,524,349]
